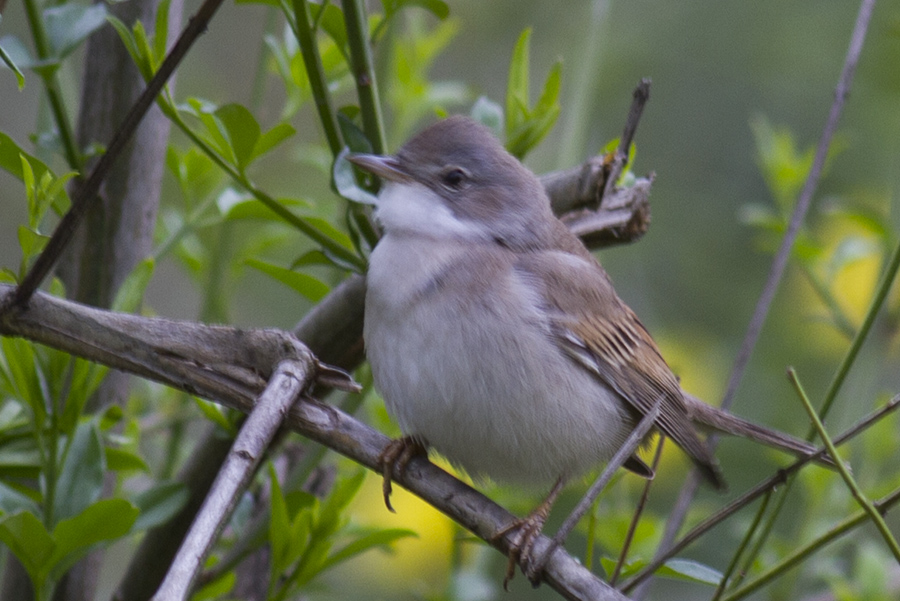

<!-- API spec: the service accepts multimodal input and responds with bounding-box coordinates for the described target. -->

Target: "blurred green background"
[2,0,899,599]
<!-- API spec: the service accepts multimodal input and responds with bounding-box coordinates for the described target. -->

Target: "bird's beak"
[347,153,413,183]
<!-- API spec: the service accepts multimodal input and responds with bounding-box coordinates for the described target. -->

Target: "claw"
[492,478,565,589]
[376,436,427,513]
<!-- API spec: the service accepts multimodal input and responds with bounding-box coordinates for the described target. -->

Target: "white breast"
[364,235,632,487]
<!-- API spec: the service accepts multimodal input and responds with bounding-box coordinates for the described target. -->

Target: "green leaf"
[659,558,722,586]
[193,398,236,435]
[112,257,154,313]
[381,0,449,20]
[245,258,330,302]
[401,0,449,19]
[53,421,105,525]
[18,226,49,263]
[0,337,45,429]
[502,32,561,159]
[334,148,377,205]
[153,0,172,64]
[0,511,54,584]
[750,114,815,210]
[0,36,26,89]
[314,3,349,59]
[317,470,365,538]
[183,98,235,165]
[59,358,108,434]
[0,480,41,516]
[0,132,51,184]
[49,499,139,579]
[44,3,108,59]
[268,464,291,588]
[252,122,296,162]
[533,60,562,119]
[131,481,189,531]
[214,104,262,172]
[321,528,417,572]
[131,20,158,77]
[107,16,146,79]
[303,215,356,251]
[192,570,236,600]
[105,447,149,473]
[336,111,374,154]
[505,28,532,140]
[470,96,503,138]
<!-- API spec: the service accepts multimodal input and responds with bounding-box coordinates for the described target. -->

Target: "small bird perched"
[350,116,822,583]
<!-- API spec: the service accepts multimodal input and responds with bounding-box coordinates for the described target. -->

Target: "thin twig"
[290,0,343,156]
[152,359,315,601]
[531,399,662,578]
[620,394,900,593]
[11,0,228,308]
[342,0,386,154]
[0,285,627,601]
[602,78,650,201]
[788,369,900,562]
[719,486,900,601]
[645,2,878,595]
[611,436,665,586]
[710,488,773,600]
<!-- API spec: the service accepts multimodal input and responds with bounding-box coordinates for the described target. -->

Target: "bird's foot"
[377,436,427,512]
[492,478,565,589]
[494,511,550,589]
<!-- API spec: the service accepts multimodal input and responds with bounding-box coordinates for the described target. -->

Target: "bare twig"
[789,369,900,562]
[152,359,316,601]
[602,79,651,201]
[646,1,878,594]
[0,285,625,601]
[11,0,227,308]
[611,437,664,586]
[621,394,900,593]
[529,399,662,579]
[720,486,900,601]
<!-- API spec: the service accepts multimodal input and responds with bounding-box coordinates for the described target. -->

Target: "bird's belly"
[365,252,632,486]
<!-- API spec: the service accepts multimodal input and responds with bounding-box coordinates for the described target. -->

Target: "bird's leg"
[493,477,565,589]
[377,436,427,512]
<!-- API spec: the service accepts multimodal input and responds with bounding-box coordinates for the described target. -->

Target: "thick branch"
[0,285,626,601]
[152,360,316,601]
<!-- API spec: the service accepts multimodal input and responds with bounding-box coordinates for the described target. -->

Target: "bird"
[349,115,825,585]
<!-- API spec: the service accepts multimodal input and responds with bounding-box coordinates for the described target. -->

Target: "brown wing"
[516,250,726,490]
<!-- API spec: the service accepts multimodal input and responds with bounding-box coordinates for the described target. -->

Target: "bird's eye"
[441,168,468,189]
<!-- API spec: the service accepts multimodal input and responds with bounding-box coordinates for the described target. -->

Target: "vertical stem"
[290,0,344,157]
[789,368,900,562]
[342,0,386,154]
[22,0,82,170]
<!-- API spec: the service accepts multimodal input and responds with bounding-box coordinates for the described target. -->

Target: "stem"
[788,368,900,562]
[342,0,386,154]
[290,0,344,157]
[719,486,900,601]
[12,0,229,307]
[610,436,664,586]
[23,0,81,170]
[710,489,772,600]
[162,100,365,271]
[647,2,880,593]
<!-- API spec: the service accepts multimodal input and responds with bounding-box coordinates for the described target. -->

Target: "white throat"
[375,181,492,241]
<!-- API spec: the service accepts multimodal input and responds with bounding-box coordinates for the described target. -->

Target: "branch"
[646,1,879,595]
[152,360,316,601]
[12,0,228,307]
[0,285,626,601]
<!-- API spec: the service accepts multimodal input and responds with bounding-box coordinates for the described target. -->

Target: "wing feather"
[515,249,726,490]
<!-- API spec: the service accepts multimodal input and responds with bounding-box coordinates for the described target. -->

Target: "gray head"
[349,116,555,249]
